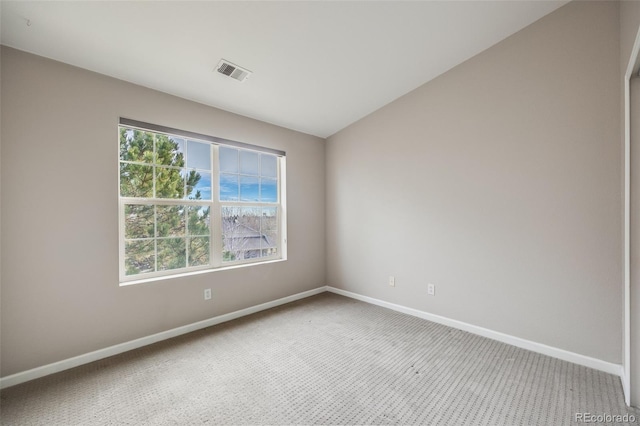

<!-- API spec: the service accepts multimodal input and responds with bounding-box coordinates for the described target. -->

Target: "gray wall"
[326,0,622,363]
[0,47,326,377]
[621,0,640,408]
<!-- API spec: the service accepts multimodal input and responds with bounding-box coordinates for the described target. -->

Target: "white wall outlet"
[204,288,212,300]
[389,276,395,287]
[427,283,435,296]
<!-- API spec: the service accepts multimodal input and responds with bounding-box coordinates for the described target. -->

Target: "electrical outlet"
[389,276,395,287]
[427,284,435,296]
[204,288,212,300]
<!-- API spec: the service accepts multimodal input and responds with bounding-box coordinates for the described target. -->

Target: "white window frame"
[118,118,287,284]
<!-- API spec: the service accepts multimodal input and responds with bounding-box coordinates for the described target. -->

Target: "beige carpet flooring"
[0,292,638,425]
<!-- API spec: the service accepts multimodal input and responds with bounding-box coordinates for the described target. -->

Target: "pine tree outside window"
[118,119,286,284]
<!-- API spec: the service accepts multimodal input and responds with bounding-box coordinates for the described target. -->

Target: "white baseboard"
[2,285,624,391]
[327,286,624,378]
[621,368,631,406]
[0,286,328,389]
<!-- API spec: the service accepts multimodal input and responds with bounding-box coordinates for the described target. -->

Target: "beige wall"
[0,47,326,377]
[621,1,640,72]
[0,0,632,385]
[621,0,640,408]
[326,1,622,363]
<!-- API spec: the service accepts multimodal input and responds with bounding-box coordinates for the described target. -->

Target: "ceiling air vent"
[216,59,252,82]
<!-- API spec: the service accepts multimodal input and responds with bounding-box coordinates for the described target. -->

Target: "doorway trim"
[623,22,640,408]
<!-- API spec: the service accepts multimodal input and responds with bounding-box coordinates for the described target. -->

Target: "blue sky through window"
[220,174,239,200]
[261,155,277,177]
[240,176,259,201]
[190,172,212,200]
[219,146,238,173]
[261,178,277,202]
[187,140,211,170]
[240,151,259,175]
[218,147,278,202]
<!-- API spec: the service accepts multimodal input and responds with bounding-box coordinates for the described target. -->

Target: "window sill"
[119,258,287,287]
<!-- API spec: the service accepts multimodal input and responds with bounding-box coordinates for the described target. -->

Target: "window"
[118,119,286,283]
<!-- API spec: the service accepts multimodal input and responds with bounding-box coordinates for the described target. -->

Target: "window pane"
[156,167,185,198]
[219,146,238,173]
[240,176,259,201]
[261,207,278,256]
[222,249,237,262]
[157,238,186,271]
[187,140,211,170]
[125,239,155,275]
[188,206,210,236]
[240,150,259,175]
[239,207,261,260]
[156,205,185,237]
[222,207,263,262]
[220,174,239,201]
[261,154,277,178]
[239,207,261,230]
[260,178,277,202]
[124,204,154,239]
[155,135,185,167]
[120,163,154,197]
[189,237,210,267]
[120,128,154,163]
[221,206,241,262]
[262,248,277,257]
[186,171,212,201]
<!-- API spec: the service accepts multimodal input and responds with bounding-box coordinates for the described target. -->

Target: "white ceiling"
[1,1,568,138]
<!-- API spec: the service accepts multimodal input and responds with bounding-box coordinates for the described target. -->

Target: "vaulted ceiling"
[1,1,568,138]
